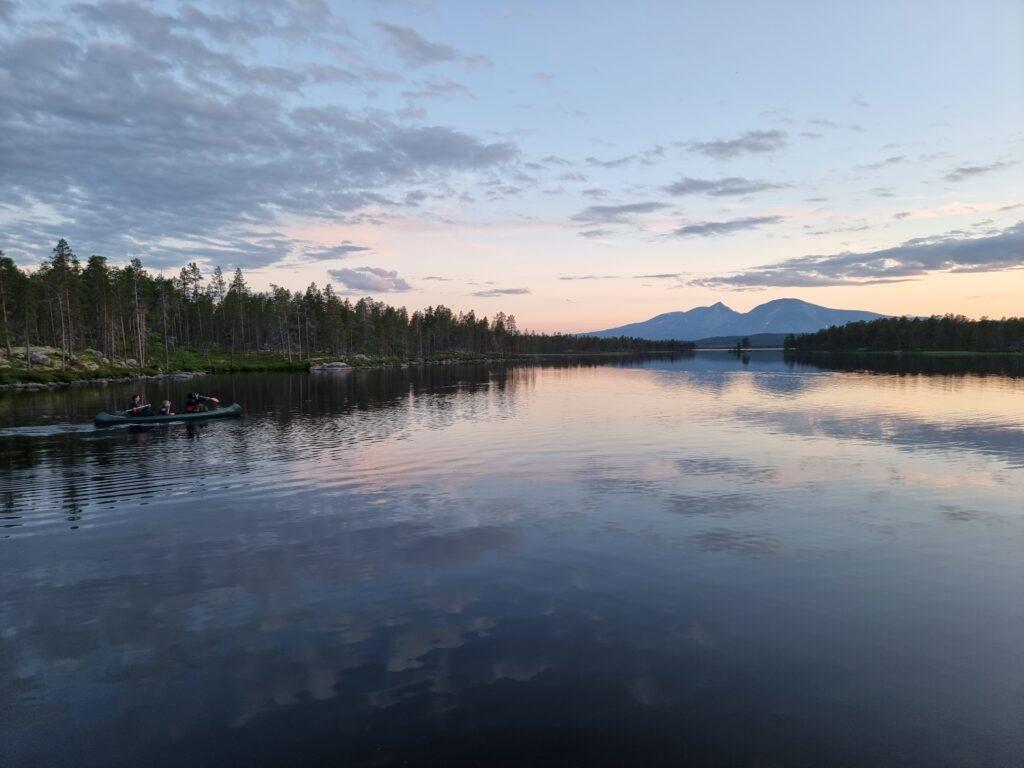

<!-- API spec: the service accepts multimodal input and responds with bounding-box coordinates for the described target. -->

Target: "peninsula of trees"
[0,240,693,381]
[784,315,1024,354]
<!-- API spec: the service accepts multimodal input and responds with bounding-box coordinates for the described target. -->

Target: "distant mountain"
[589,299,885,340]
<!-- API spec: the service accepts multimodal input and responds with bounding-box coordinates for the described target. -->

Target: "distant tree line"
[784,315,1024,353]
[0,239,693,368]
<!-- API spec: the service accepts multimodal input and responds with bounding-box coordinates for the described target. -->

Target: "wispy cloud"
[540,155,572,166]
[857,155,907,171]
[688,130,788,159]
[945,161,1017,182]
[664,176,784,197]
[374,21,489,68]
[304,242,371,261]
[805,221,870,236]
[691,220,1024,288]
[329,266,413,293]
[401,78,472,103]
[571,202,669,224]
[669,216,784,238]
[585,154,636,168]
[472,287,530,297]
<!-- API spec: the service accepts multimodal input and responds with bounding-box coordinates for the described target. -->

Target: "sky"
[0,0,1021,332]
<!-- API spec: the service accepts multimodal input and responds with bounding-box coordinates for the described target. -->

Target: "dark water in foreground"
[2,353,1023,767]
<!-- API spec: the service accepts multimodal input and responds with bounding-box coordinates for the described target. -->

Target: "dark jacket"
[185,395,212,413]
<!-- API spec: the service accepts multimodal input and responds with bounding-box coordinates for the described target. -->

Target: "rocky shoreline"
[0,354,505,392]
[0,370,209,392]
[1,350,659,392]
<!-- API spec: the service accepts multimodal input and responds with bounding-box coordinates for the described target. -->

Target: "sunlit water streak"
[1,354,1022,767]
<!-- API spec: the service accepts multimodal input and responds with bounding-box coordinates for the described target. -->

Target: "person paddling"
[126,394,154,417]
[157,400,174,416]
[184,392,219,414]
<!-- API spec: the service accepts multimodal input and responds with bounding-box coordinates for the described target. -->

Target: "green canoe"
[94,403,242,426]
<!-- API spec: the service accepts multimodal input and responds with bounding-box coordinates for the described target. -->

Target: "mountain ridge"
[588,298,886,340]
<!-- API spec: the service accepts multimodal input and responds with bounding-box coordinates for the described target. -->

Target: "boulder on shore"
[311,361,350,371]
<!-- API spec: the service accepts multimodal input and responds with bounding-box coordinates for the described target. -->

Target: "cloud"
[585,154,636,168]
[471,287,530,297]
[634,273,683,280]
[806,118,864,133]
[945,161,1017,182]
[374,21,488,68]
[559,274,619,280]
[401,78,472,102]
[304,242,371,260]
[851,95,870,108]
[578,229,613,239]
[664,176,784,197]
[421,275,452,281]
[998,203,1023,212]
[691,220,1024,288]
[893,211,911,220]
[688,130,788,159]
[669,215,784,238]
[329,266,413,293]
[805,221,870,236]
[857,155,907,171]
[571,202,669,224]
[0,4,519,268]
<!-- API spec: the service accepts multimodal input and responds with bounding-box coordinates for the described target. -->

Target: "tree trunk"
[132,271,144,367]
[119,313,128,366]
[24,285,32,369]
[0,266,12,357]
[161,287,170,370]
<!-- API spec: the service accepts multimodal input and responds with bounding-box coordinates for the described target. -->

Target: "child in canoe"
[126,394,154,417]
[158,400,174,416]
[184,393,220,413]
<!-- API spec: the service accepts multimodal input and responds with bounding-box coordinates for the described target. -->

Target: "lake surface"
[2,353,1023,767]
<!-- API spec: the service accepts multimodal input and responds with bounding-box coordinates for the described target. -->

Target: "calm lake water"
[2,353,1023,767]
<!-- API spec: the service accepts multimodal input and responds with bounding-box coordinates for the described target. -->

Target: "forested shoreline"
[0,240,692,382]
[785,315,1024,354]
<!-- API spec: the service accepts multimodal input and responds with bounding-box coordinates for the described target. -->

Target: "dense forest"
[785,315,1024,353]
[0,240,692,370]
